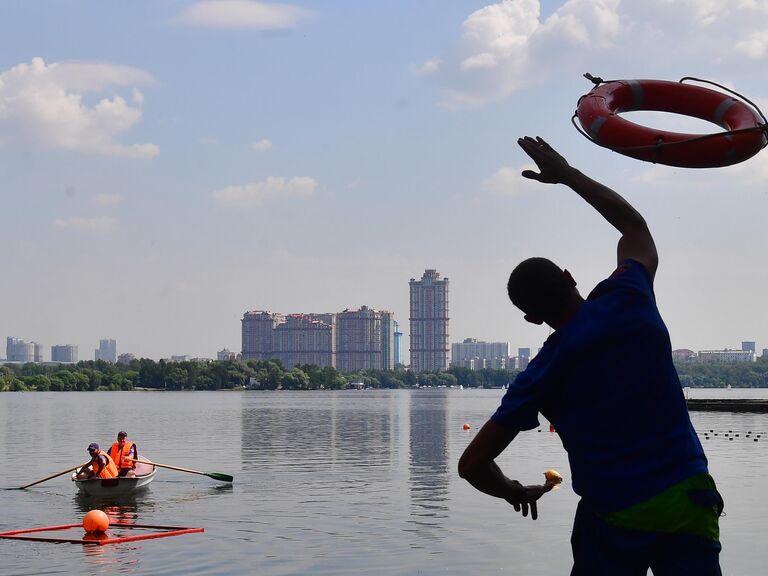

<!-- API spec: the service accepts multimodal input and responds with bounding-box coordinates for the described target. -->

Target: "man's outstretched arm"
[458,420,553,520]
[518,136,658,281]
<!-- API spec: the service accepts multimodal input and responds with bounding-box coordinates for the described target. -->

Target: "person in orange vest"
[108,431,138,478]
[76,443,118,479]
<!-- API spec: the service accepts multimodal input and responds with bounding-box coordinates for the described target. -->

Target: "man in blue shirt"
[458,136,722,575]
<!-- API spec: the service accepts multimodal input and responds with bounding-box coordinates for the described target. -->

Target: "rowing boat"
[71,459,156,496]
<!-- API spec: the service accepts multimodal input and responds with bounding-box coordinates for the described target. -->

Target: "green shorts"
[604,473,723,541]
[570,474,723,575]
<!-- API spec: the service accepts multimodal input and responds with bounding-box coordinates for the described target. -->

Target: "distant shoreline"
[686,398,768,413]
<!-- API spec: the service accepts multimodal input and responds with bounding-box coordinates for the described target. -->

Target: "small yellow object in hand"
[544,469,563,486]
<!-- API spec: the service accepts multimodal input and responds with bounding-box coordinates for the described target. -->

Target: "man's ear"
[563,269,577,287]
[524,313,544,325]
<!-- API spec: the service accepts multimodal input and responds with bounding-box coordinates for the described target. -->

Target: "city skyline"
[2,2,768,362]
[3,329,766,366]
[241,305,396,371]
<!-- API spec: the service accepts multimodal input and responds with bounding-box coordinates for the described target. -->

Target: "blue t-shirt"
[491,259,708,512]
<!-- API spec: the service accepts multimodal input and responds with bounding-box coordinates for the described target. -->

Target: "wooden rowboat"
[71,459,156,496]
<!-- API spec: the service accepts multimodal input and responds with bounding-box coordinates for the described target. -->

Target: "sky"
[2,0,768,362]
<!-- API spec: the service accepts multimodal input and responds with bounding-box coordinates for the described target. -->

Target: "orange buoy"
[544,469,564,486]
[462,423,471,431]
[83,510,110,533]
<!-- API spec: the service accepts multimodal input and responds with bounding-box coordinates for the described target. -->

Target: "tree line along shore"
[2,357,768,392]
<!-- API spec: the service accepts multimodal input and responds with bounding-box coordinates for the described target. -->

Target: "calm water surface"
[1,389,766,575]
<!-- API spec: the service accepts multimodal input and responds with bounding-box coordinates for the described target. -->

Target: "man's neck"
[548,296,585,330]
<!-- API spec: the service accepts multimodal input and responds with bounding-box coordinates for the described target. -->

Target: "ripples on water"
[1,390,766,575]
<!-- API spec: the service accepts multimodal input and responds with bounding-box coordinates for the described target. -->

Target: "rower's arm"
[77,458,95,475]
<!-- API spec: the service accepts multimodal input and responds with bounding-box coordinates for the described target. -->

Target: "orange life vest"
[108,441,137,471]
[93,450,118,479]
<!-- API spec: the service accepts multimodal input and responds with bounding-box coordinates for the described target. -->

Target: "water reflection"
[408,390,449,541]
[70,492,146,572]
[73,491,153,518]
[240,392,394,475]
[239,390,452,545]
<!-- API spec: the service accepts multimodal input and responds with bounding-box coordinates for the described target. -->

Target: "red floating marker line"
[0,535,92,544]
[95,528,204,545]
[113,522,202,530]
[0,522,204,545]
[0,523,81,535]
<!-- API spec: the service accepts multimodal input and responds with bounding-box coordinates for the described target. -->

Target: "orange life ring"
[576,79,767,168]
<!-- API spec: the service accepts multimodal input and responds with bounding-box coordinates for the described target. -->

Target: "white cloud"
[132,88,145,105]
[211,176,317,207]
[632,165,676,186]
[177,1,309,29]
[434,0,542,108]
[461,52,498,70]
[411,58,442,76]
[429,0,768,110]
[536,0,622,47]
[93,193,122,206]
[735,30,768,59]
[41,60,154,92]
[0,57,158,158]
[251,138,273,151]
[53,216,115,233]
[483,165,541,195]
[719,148,768,185]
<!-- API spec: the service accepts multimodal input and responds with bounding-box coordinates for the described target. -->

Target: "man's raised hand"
[517,136,574,184]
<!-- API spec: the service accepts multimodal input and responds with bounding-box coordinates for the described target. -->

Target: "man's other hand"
[505,479,555,520]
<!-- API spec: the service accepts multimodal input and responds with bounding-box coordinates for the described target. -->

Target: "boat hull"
[72,460,156,496]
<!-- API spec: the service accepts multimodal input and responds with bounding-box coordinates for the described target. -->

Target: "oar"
[129,458,233,483]
[17,462,91,490]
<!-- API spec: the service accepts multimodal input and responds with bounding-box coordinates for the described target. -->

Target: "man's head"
[87,442,99,456]
[507,257,577,326]
[117,431,127,445]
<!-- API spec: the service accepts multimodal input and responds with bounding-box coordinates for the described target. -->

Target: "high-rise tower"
[336,306,395,372]
[409,269,450,372]
[393,320,403,366]
[52,344,78,363]
[241,311,284,360]
[6,337,40,362]
[95,339,116,363]
[273,314,335,369]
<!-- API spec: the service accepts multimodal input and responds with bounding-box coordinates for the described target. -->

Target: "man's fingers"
[521,170,542,181]
[517,137,543,156]
[536,136,552,150]
[507,482,552,519]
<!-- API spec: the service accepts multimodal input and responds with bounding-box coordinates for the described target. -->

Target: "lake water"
[1,389,766,575]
